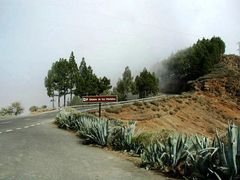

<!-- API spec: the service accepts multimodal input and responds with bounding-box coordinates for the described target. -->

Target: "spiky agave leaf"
[158,134,190,175]
[108,121,137,152]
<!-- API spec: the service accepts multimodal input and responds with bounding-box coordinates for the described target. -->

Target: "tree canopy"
[115,66,135,101]
[113,66,159,100]
[158,36,225,93]
[135,68,159,98]
[45,53,112,106]
[0,102,24,116]
[68,51,79,101]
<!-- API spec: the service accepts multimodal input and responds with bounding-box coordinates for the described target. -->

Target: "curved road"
[0,111,167,180]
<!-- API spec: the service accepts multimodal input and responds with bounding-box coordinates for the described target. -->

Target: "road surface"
[0,111,167,180]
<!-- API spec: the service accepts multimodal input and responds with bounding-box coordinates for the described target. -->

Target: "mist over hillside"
[0,0,239,114]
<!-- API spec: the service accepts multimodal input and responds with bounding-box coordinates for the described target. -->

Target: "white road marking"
[5,129,13,132]
[0,122,42,134]
[0,121,12,125]
[24,118,31,121]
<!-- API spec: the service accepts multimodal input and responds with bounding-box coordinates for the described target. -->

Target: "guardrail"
[68,94,179,111]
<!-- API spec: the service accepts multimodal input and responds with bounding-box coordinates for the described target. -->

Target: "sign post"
[99,103,101,118]
[82,95,118,118]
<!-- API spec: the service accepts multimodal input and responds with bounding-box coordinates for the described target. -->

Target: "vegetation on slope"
[113,66,159,100]
[155,37,225,93]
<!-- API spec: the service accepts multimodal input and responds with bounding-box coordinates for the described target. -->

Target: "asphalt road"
[0,111,167,180]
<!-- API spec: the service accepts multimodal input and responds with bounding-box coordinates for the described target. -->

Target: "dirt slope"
[93,55,240,137]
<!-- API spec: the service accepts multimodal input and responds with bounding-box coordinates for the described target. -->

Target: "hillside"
[192,55,240,103]
[94,55,240,137]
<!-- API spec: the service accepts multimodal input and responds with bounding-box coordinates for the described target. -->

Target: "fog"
[0,0,239,113]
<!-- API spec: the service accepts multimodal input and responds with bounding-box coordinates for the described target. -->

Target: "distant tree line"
[113,66,159,101]
[45,52,112,107]
[156,36,225,93]
[0,102,24,117]
[29,105,47,113]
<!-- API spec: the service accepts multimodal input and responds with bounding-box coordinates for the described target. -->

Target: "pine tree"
[68,51,78,102]
[116,66,135,101]
[135,68,159,98]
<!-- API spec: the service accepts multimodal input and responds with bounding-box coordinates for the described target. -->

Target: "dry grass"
[105,106,122,114]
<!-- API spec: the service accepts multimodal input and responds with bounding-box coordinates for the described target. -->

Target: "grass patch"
[151,106,159,111]
[150,100,159,106]
[105,106,122,114]
[133,101,143,107]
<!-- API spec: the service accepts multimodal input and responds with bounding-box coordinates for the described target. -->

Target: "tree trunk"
[58,96,60,107]
[52,96,55,109]
[64,94,66,107]
[70,89,73,103]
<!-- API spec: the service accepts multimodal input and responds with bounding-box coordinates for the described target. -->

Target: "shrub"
[105,106,122,114]
[29,106,38,112]
[150,101,159,106]
[141,134,191,176]
[109,121,137,152]
[133,101,143,107]
[122,104,130,109]
[41,105,47,109]
[151,106,159,111]
[69,96,82,106]
[55,110,72,129]
[77,117,109,146]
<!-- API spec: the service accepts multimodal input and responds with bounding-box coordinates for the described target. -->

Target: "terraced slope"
[94,55,240,137]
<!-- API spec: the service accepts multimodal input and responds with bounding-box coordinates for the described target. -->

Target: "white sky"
[0,0,239,112]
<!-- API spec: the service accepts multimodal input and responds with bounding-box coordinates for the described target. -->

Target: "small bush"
[109,121,137,152]
[145,102,151,108]
[69,96,82,106]
[150,101,159,106]
[133,101,143,107]
[162,107,168,112]
[77,117,109,146]
[175,99,183,104]
[29,106,38,112]
[122,104,130,108]
[141,134,190,176]
[105,106,122,114]
[169,111,174,115]
[130,106,138,111]
[41,105,47,109]
[151,106,159,111]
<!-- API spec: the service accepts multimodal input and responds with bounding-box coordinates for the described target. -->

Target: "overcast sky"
[0,0,239,112]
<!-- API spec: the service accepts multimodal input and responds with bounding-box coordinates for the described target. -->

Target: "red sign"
[83,95,118,103]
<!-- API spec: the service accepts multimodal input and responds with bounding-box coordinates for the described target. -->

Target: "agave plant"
[141,141,165,169]
[158,134,190,175]
[76,116,110,147]
[108,121,137,152]
[55,110,72,129]
[141,134,190,176]
[213,123,240,180]
[186,124,240,180]
[186,144,220,179]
